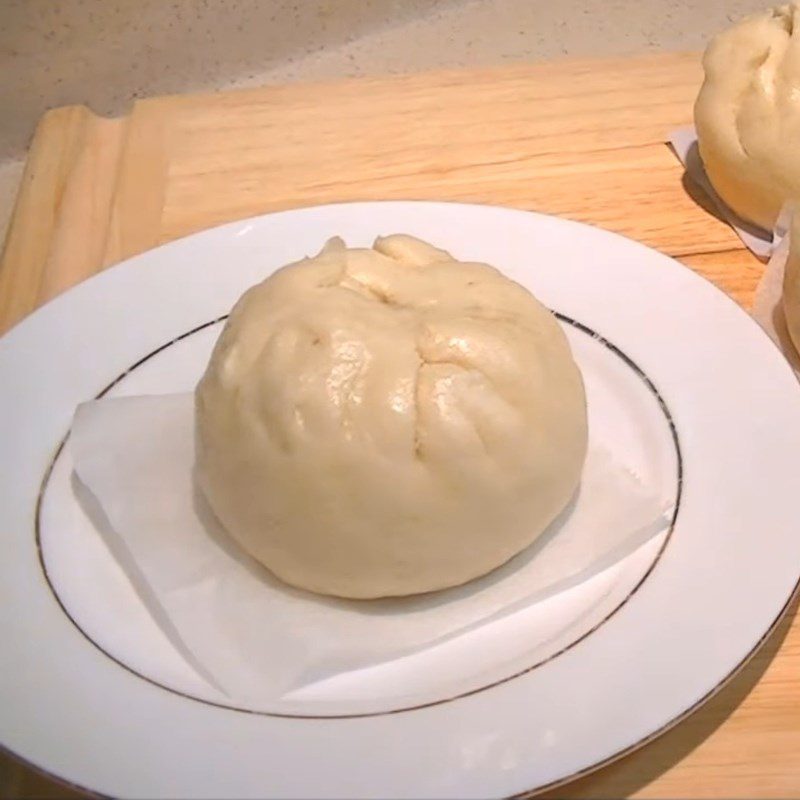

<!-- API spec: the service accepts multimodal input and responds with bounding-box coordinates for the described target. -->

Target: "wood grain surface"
[1,51,797,799]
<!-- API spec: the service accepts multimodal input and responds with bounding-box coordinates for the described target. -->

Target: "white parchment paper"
[71,393,672,706]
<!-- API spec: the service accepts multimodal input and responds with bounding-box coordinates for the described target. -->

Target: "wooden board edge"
[133,49,703,114]
[101,98,175,268]
[0,106,129,334]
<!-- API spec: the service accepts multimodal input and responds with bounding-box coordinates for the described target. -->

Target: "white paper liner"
[71,393,672,706]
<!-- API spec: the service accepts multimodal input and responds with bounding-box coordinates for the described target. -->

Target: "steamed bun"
[694,3,800,230]
[784,214,800,353]
[195,235,587,599]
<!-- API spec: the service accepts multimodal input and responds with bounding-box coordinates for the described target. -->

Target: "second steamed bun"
[695,3,800,230]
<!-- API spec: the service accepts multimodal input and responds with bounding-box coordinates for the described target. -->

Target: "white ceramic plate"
[3,202,800,798]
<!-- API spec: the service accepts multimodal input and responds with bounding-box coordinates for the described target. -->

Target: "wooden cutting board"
[1,52,798,799]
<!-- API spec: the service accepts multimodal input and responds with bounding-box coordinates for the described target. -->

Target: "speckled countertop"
[0,0,770,238]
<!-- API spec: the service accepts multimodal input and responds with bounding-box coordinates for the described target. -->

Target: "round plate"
[2,202,800,798]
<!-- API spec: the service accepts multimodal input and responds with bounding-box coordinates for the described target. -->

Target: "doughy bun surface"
[695,3,800,230]
[195,235,587,598]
